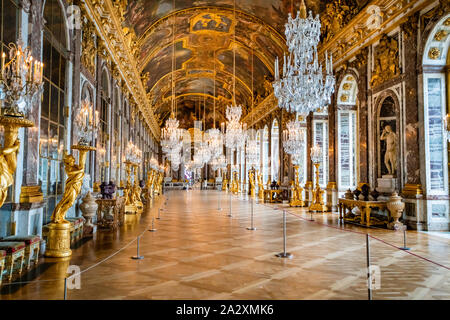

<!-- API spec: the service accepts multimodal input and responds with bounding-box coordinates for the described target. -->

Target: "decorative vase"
[386,192,405,230]
[353,189,361,200]
[361,184,370,201]
[344,189,353,200]
[370,189,380,201]
[79,191,98,228]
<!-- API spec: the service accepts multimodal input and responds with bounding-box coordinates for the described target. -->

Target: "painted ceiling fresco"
[122,0,370,128]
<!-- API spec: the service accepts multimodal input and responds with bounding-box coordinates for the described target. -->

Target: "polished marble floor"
[1,190,450,300]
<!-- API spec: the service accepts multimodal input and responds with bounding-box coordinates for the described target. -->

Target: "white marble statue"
[380,125,397,175]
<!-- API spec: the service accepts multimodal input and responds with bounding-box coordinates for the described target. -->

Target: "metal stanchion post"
[131,236,144,260]
[366,234,372,300]
[309,211,314,221]
[148,217,157,232]
[247,197,256,231]
[156,207,161,220]
[218,190,222,211]
[228,193,232,217]
[64,278,67,300]
[399,228,410,250]
[275,210,292,258]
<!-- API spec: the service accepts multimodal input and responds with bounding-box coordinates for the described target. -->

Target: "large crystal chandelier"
[273,0,335,116]
[283,119,305,156]
[205,128,223,159]
[195,141,211,165]
[161,114,183,154]
[210,153,227,172]
[223,106,247,150]
[0,38,44,117]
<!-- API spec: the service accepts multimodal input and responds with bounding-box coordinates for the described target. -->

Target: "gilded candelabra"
[290,165,305,207]
[45,144,95,258]
[124,160,137,214]
[309,145,327,212]
[132,164,143,213]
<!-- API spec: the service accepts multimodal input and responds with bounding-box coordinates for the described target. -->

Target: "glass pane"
[50,84,59,122]
[59,56,66,88]
[340,113,351,186]
[42,80,50,119]
[50,47,60,85]
[3,0,17,45]
[59,91,65,125]
[49,123,58,159]
[48,159,58,195]
[427,78,444,191]
[39,158,49,197]
[43,38,51,80]
[40,118,49,158]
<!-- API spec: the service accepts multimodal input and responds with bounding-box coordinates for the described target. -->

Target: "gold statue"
[0,116,33,208]
[124,161,137,214]
[132,165,143,212]
[248,169,256,198]
[309,163,327,213]
[257,170,264,200]
[46,144,95,258]
[370,34,400,88]
[290,165,305,207]
[50,148,91,223]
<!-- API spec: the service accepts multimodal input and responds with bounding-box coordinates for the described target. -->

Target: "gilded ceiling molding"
[83,0,160,141]
[242,93,277,128]
[320,0,436,69]
[136,6,287,74]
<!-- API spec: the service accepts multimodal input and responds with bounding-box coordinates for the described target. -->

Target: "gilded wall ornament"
[428,47,441,60]
[343,83,352,90]
[81,17,97,76]
[370,35,400,88]
[340,94,349,102]
[434,30,448,41]
[321,0,359,42]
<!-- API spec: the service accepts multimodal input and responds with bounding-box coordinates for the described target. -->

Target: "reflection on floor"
[1,190,450,300]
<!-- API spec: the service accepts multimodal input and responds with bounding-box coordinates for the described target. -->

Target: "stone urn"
[79,191,98,228]
[387,192,405,230]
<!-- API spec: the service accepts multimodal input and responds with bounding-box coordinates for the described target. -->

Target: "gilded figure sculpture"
[321,0,359,42]
[248,169,256,198]
[290,165,305,207]
[50,146,93,224]
[257,171,264,200]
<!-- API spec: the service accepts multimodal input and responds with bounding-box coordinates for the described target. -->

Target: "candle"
[1,52,5,75]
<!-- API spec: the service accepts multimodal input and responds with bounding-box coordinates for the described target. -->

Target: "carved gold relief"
[343,83,352,90]
[434,30,448,41]
[428,47,441,60]
[340,94,349,102]
[370,35,399,88]
[321,0,359,43]
[81,16,97,76]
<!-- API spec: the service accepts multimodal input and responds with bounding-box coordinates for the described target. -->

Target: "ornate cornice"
[242,93,278,128]
[83,0,160,141]
[320,0,436,68]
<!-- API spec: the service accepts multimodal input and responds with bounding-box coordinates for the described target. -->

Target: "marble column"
[356,51,369,184]
[19,0,43,203]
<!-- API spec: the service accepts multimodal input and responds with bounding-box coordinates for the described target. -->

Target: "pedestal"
[377,176,396,194]
[326,182,338,212]
[44,222,72,258]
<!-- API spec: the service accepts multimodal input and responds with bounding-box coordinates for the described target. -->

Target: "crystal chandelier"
[74,100,98,146]
[0,38,44,117]
[125,142,142,164]
[195,141,211,165]
[210,153,227,172]
[273,0,335,117]
[205,128,223,159]
[310,144,322,164]
[283,119,305,156]
[161,114,183,154]
[223,105,247,150]
[150,157,159,170]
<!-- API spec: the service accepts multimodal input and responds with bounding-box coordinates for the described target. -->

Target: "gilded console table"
[338,198,388,227]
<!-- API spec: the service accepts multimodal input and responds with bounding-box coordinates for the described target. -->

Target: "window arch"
[262,125,269,184]
[337,74,358,191]
[422,14,450,195]
[39,0,69,223]
[271,119,280,182]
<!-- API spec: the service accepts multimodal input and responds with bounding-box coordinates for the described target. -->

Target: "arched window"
[96,69,109,181]
[312,118,328,188]
[271,119,280,182]
[337,75,358,191]
[422,14,450,195]
[39,0,68,223]
[262,125,269,184]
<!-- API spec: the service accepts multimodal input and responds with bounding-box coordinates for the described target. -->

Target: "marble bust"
[380,125,397,176]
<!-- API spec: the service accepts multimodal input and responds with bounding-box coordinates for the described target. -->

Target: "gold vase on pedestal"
[0,116,34,208]
[124,160,137,214]
[290,165,305,207]
[45,144,95,258]
[309,163,327,213]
